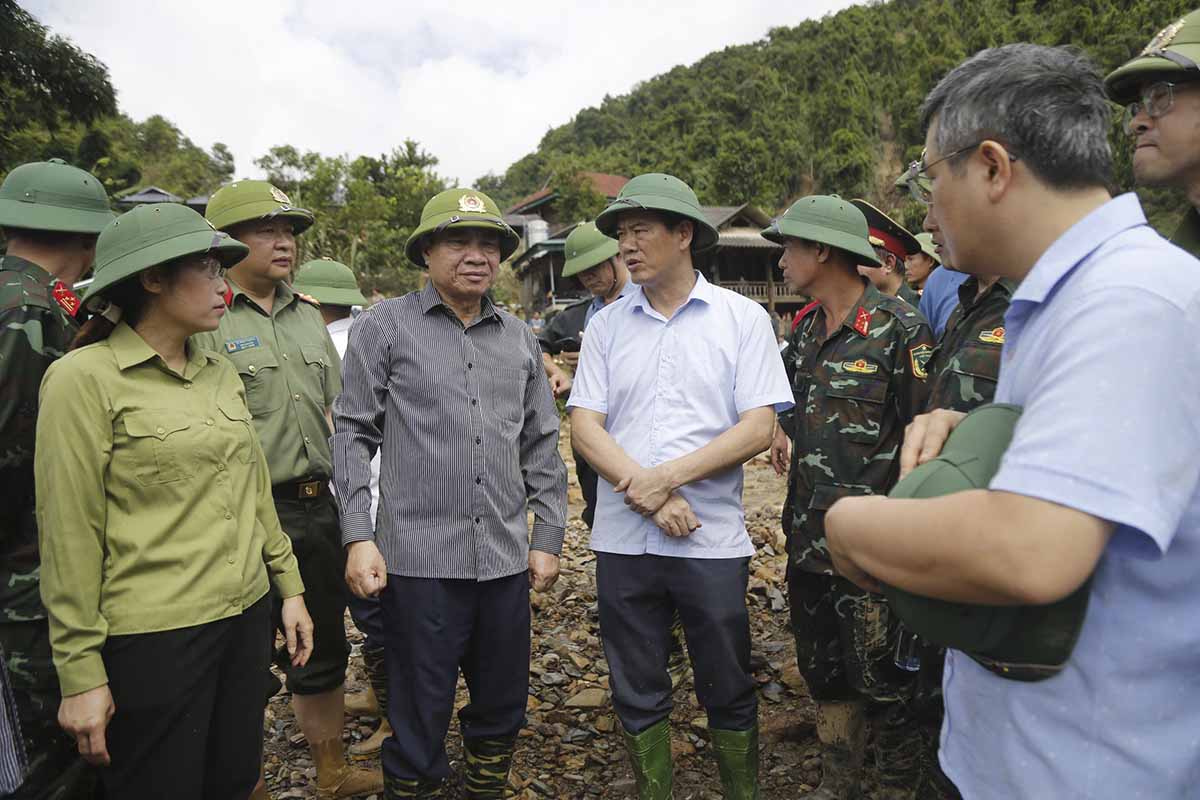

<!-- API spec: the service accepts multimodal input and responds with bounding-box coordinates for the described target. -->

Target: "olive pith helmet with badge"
[561,221,619,278]
[850,199,920,264]
[594,173,719,252]
[404,188,520,267]
[82,203,248,310]
[0,158,115,234]
[1105,9,1200,104]
[293,257,367,307]
[761,195,881,267]
[205,179,314,235]
[914,232,941,265]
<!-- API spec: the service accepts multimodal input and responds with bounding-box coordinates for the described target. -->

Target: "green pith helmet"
[83,203,248,309]
[914,232,941,265]
[205,180,314,235]
[1105,10,1200,104]
[561,221,619,278]
[884,403,1092,683]
[293,257,367,307]
[404,188,520,267]
[0,158,115,234]
[594,173,719,252]
[761,195,881,267]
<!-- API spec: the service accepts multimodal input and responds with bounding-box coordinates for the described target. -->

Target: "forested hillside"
[480,0,1192,231]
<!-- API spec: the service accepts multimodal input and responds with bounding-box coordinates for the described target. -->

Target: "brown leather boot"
[350,644,391,759]
[312,737,385,799]
[800,701,867,800]
[343,685,379,718]
[248,776,270,800]
[349,718,394,760]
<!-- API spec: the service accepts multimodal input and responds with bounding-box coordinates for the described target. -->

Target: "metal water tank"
[526,218,549,247]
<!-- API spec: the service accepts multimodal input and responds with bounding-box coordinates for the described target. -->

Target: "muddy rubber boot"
[666,612,691,692]
[622,718,673,800]
[350,644,392,759]
[312,737,385,799]
[248,776,270,800]
[343,685,379,718]
[800,701,866,800]
[384,774,444,799]
[463,735,517,798]
[709,726,759,800]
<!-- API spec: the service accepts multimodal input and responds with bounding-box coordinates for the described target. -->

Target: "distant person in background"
[906,233,941,293]
[528,310,544,334]
[851,200,924,310]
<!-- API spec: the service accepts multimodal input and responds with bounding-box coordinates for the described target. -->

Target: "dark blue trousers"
[379,571,530,782]
[596,553,756,734]
[348,592,385,648]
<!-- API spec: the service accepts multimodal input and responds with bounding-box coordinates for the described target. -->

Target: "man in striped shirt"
[332,188,568,799]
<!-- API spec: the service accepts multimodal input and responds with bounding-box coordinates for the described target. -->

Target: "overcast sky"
[27,0,861,186]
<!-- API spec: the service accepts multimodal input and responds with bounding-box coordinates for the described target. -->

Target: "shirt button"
[474,517,481,524]
[206,418,214,426]
[282,353,289,360]
[475,437,481,445]
[224,512,233,520]
[475,476,482,484]
[294,393,301,401]
[248,365,257,373]
[183,382,192,389]
[467,362,473,369]
[304,436,311,443]
[471,399,478,406]
[227,556,236,564]
[217,463,225,471]
[156,426,165,434]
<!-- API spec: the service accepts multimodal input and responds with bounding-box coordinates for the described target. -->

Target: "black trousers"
[100,594,270,799]
[379,572,530,782]
[596,553,756,734]
[572,446,599,530]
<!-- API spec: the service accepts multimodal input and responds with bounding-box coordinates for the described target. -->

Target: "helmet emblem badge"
[458,194,486,213]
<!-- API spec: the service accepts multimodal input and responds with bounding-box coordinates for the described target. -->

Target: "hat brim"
[211,200,315,235]
[851,200,921,256]
[1104,44,1200,103]
[291,285,367,307]
[404,216,521,268]
[562,238,620,277]
[0,199,115,234]
[84,230,249,305]
[595,195,720,253]
[761,221,881,267]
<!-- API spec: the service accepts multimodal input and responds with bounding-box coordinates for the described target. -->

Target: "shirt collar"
[226,276,297,315]
[418,280,502,325]
[110,321,211,377]
[629,270,714,315]
[1012,193,1146,306]
[0,254,51,282]
[957,275,1018,309]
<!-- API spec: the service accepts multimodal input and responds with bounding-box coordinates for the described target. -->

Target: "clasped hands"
[613,464,701,537]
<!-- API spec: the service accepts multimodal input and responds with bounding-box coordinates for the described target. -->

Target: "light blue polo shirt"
[567,271,793,558]
[919,266,969,337]
[940,194,1200,798]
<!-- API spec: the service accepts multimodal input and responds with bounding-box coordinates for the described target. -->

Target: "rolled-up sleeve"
[331,311,390,546]
[519,328,568,554]
[35,359,112,697]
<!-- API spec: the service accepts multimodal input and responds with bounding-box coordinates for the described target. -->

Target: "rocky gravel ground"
[262,426,902,799]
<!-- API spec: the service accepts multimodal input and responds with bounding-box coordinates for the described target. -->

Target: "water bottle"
[894,624,922,672]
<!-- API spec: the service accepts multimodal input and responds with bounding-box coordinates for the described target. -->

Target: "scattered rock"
[564,687,609,708]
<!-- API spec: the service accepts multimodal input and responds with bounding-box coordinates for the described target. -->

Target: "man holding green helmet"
[333,188,567,799]
[193,181,382,799]
[0,157,113,799]
[764,195,933,799]
[569,173,792,800]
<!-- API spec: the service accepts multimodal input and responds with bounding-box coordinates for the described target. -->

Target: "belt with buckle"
[272,478,329,501]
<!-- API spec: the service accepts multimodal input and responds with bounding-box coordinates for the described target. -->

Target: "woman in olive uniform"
[35,203,314,798]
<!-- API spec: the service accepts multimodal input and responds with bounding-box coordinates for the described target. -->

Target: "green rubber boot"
[383,774,444,799]
[463,735,517,798]
[622,718,673,800]
[710,726,760,800]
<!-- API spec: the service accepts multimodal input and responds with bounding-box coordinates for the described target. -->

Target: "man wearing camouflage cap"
[764,195,933,799]
[1106,9,1200,257]
[333,188,567,799]
[193,181,381,799]
[0,158,113,799]
[569,173,792,800]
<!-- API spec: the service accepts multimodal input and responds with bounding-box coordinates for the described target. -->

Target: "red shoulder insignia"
[296,292,321,307]
[792,300,821,332]
[51,281,80,317]
[222,286,234,307]
[853,306,872,337]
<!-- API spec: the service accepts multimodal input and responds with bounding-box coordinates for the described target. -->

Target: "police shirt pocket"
[123,411,192,485]
[217,396,257,464]
[488,366,527,424]
[229,349,282,416]
[300,344,329,400]
[825,376,887,444]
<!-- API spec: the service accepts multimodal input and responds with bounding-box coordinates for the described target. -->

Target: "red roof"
[507,172,629,214]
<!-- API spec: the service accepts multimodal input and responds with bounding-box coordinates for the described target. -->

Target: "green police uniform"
[0,158,113,799]
[1105,11,1200,257]
[192,180,350,695]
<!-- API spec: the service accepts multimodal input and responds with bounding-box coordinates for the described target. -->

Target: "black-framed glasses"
[1124,81,1181,132]
[900,142,1018,206]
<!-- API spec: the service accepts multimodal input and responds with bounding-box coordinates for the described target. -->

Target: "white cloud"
[26,0,862,186]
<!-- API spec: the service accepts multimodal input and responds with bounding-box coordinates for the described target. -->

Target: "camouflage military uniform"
[781,282,933,702]
[896,281,921,310]
[0,255,90,799]
[1172,207,1200,260]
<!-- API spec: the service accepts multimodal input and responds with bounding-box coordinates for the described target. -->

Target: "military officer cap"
[594,173,719,252]
[761,195,881,267]
[205,179,314,235]
[884,403,1092,682]
[293,257,367,307]
[83,203,248,310]
[0,158,115,234]
[404,188,520,267]
[561,221,620,278]
[1105,9,1200,104]
[914,232,941,265]
[851,199,920,265]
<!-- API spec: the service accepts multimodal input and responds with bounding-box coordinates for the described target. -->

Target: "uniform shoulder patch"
[978,326,1005,344]
[853,306,872,336]
[52,281,80,317]
[909,343,932,379]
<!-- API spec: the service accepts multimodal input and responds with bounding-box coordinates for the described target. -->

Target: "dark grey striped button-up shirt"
[332,282,567,581]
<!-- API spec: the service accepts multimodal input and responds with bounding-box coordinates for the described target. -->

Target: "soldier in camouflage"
[763,196,933,800]
[0,159,114,799]
[851,200,924,311]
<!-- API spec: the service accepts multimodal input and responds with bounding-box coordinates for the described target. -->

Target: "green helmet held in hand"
[761,195,881,267]
[561,221,619,278]
[404,188,520,267]
[1105,10,1200,104]
[0,158,114,234]
[205,179,314,235]
[293,258,367,307]
[595,173,719,252]
[83,203,248,309]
